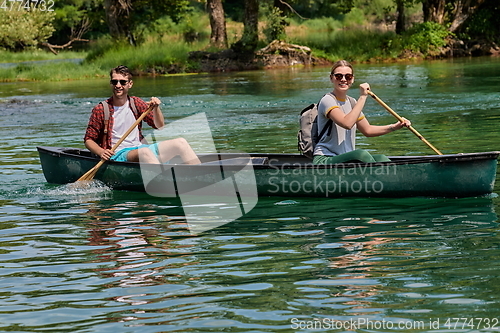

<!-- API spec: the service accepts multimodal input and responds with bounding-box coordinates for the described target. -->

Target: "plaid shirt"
[84,96,157,149]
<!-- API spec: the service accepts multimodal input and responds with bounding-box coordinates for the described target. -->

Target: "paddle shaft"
[367,91,443,155]
[77,103,155,181]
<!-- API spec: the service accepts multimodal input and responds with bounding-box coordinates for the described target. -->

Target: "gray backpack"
[297,93,356,159]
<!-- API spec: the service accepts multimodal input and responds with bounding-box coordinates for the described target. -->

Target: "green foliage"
[0,10,55,50]
[297,17,343,32]
[133,0,192,24]
[353,0,394,19]
[289,18,402,62]
[50,0,105,43]
[289,0,355,18]
[140,10,210,44]
[149,16,178,38]
[0,49,85,63]
[126,0,194,43]
[87,36,206,74]
[342,7,367,27]
[50,0,194,44]
[327,30,400,62]
[222,0,245,21]
[458,1,500,41]
[84,35,116,62]
[403,22,451,55]
[1,0,497,82]
[0,61,104,81]
[263,7,288,43]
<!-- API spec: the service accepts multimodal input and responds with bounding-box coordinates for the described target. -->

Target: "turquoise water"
[1,57,500,332]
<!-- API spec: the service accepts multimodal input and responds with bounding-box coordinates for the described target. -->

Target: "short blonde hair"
[330,60,353,75]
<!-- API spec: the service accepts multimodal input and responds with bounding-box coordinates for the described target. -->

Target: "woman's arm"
[357,117,411,137]
[327,95,368,129]
[327,83,370,129]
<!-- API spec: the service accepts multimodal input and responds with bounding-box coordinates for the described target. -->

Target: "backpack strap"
[128,96,149,144]
[318,118,333,139]
[315,92,335,142]
[129,96,139,118]
[317,94,357,141]
[347,95,357,109]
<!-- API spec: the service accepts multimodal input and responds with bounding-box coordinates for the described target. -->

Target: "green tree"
[51,0,103,44]
[422,0,488,33]
[231,0,259,53]
[286,0,354,18]
[103,0,191,45]
[460,0,500,40]
[0,10,55,50]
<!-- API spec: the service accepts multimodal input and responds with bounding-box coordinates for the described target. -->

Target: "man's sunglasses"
[110,79,129,86]
[332,73,354,81]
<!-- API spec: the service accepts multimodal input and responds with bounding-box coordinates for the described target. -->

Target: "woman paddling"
[313,60,411,164]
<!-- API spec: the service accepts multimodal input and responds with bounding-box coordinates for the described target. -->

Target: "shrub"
[263,7,288,43]
[403,22,452,56]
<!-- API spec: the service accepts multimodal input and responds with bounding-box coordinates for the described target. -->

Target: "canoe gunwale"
[37,146,500,169]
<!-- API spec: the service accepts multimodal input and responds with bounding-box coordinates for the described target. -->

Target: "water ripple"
[2,61,500,332]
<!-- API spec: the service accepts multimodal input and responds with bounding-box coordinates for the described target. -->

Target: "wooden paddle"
[77,103,155,182]
[367,90,443,155]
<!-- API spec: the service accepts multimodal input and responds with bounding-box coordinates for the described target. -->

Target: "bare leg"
[157,138,201,164]
[127,147,161,164]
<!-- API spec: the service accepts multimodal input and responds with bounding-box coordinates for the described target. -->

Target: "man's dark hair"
[110,65,133,80]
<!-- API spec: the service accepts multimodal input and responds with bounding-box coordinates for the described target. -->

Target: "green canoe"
[37,146,499,198]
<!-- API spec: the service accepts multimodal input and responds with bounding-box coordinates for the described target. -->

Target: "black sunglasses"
[332,73,354,81]
[110,79,129,86]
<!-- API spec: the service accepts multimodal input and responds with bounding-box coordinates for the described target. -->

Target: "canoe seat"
[201,157,269,166]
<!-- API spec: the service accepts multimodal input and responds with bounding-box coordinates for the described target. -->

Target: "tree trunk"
[395,0,406,34]
[232,0,259,53]
[103,0,135,45]
[422,0,447,24]
[207,0,228,49]
[449,0,486,32]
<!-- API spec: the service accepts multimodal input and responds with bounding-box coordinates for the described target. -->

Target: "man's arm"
[150,97,164,129]
[84,103,113,159]
[85,139,114,160]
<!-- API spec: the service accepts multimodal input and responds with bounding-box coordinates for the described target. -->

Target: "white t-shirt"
[111,101,141,151]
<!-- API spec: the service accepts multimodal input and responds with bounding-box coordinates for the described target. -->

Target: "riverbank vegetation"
[0,0,498,82]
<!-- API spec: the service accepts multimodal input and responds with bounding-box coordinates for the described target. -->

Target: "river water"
[1,57,500,332]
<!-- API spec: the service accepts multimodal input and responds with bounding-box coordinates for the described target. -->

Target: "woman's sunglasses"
[332,73,354,81]
[110,79,129,86]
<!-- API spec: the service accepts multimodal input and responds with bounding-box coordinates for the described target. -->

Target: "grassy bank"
[0,61,106,81]
[0,13,450,82]
[0,39,205,82]
[0,49,86,63]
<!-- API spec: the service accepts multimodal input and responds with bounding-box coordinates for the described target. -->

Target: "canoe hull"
[257,157,498,197]
[37,146,499,198]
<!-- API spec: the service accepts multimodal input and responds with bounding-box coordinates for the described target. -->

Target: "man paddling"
[84,65,201,164]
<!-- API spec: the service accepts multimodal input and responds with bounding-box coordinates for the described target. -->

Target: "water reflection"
[0,182,499,331]
[223,196,499,325]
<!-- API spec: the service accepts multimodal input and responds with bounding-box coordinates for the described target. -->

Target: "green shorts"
[313,149,391,164]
